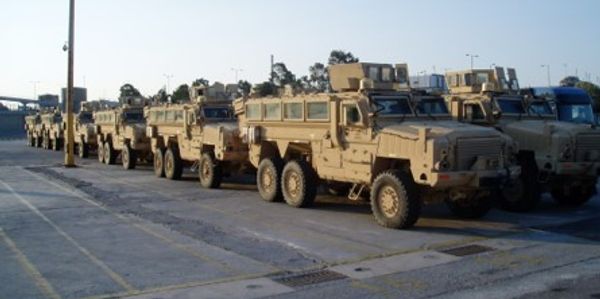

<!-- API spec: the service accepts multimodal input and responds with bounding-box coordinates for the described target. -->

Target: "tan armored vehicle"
[446,67,600,209]
[65,102,101,158]
[39,110,64,151]
[234,63,520,229]
[94,99,151,169]
[145,83,248,187]
[25,113,42,147]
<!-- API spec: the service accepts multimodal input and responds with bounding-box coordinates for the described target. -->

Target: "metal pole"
[466,54,479,70]
[64,0,75,167]
[163,74,173,94]
[541,65,551,87]
[270,55,274,83]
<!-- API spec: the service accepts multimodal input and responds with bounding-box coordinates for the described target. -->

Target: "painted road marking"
[0,179,136,292]
[23,167,249,275]
[330,250,461,279]
[0,228,62,299]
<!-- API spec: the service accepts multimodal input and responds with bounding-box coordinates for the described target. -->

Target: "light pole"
[163,74,173,94]
[563,63,568,77]
[64,0,75,167]
[30,81,40,100]
[541,65,551,87]
[466,53,479,69]
[231,68,243,83]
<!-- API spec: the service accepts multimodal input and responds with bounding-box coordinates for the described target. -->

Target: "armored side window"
[463,74,473,86]
[157,111,165,122]
[343,104,362,126]
[306,101,329,120]
[175,111,183,122]
[475,73,489,84]
[368,66,379,81]
[264,103,281,120]
[464,103,485,121]
[246,103,261,120]
[381,67,393,82]
[284,102,303,120]
[165,111,175,122]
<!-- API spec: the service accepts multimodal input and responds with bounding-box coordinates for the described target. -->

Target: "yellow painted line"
[0,228,62,299]
[23,168,244,274]
[0,179,136,293]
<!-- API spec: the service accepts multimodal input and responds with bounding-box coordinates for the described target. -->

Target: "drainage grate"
[273,270,347,288]
[440,244,494,257]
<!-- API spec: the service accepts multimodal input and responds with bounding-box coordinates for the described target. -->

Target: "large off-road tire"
[78,142,89,158]
[122,143,137,170]
[164,146,183,180]
[500,157,541,212]
[104,142,116,165]
[199,152,222,189]
[257,157,284,202]
[370,170,421,229]
[42,135,50,149]
[446,191,493,219]
[551,179,597,207]
[282,160,318,208]
[153,148,165,178]
[27,135,34,147]
[97,141,105,163]
[52,138,61,151]
[35,136,42,148]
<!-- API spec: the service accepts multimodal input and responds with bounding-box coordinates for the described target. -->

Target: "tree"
[328,50,359,66]
[308,62,329,92]
[576,81,600,112]
[271,62,297,87]
[192,78,210,87]
[253,81,277,97]
[560,76,580,87]
[237,80,252,96]
[152,88,168,104]
[119,83,141,99]
[171,84,190,103]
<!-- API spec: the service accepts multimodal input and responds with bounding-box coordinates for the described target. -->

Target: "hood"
[381,120,502,140]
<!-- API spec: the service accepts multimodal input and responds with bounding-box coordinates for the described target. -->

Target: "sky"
[1,0,599,102]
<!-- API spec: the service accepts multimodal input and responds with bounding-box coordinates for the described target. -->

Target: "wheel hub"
[286,172,301,197]
[201,160,210,179]
[379,186,399,217]
[262,168,274,190]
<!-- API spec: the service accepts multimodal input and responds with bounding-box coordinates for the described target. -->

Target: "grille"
[576,134,600,161]
[455,137,502,170]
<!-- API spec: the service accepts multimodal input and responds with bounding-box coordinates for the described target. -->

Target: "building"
[61,87,87,113]
[38,94,59,108]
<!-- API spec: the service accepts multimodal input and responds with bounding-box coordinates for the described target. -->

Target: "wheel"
[500,157,540,212]
[27,135,34,147]
[281,160,318,208]
[446,190,492,219]
[78,142,89,158]
[52,138,61,151]
[97,141,105,163]
[199,152,222,189]
[43,136,49,149]
[35,136,42,148]
[154,148,165,178]
[121,143,137,170]
[164,146,183,180]
[104,142,116,165]
[257,157,284,202]
[551,179,597,207]
[370,170,421,229]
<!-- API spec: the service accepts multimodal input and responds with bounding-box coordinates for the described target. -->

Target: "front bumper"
[426,166,521,189]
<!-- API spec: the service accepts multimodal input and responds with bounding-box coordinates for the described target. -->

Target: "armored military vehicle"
[446,67,600,209]
[145,83,248,187]
[66,101,101,158]
[234,63,520,229]
[94,98,151,169]
[39,110,64,151]
[521,87,598,125]
[24,113,42,147]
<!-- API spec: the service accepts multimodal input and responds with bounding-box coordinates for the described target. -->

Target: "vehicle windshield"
[79,113,93,123]
[557,104,595,124]
[527,101,554,116]
[203,107,231,119]
[123,112,144,122]
[496,98,525,114]
[415,97,449,115]
[370,95,414,116]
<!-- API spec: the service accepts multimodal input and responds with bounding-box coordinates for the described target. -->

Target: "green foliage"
[171,84,190,103]
[237,80,252,96]
[192,78,210,87]
[153,88,168,104]
[576,81,600,112]
[328,50,359,66]
[119,83,141,99]
[271,62,297,87]
[560,76,580,87]
[253,81,277,97]
[308,62,329,92]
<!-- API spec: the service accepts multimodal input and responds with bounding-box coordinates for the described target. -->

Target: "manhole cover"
[440,244,494,257]
[273,270,347,288]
